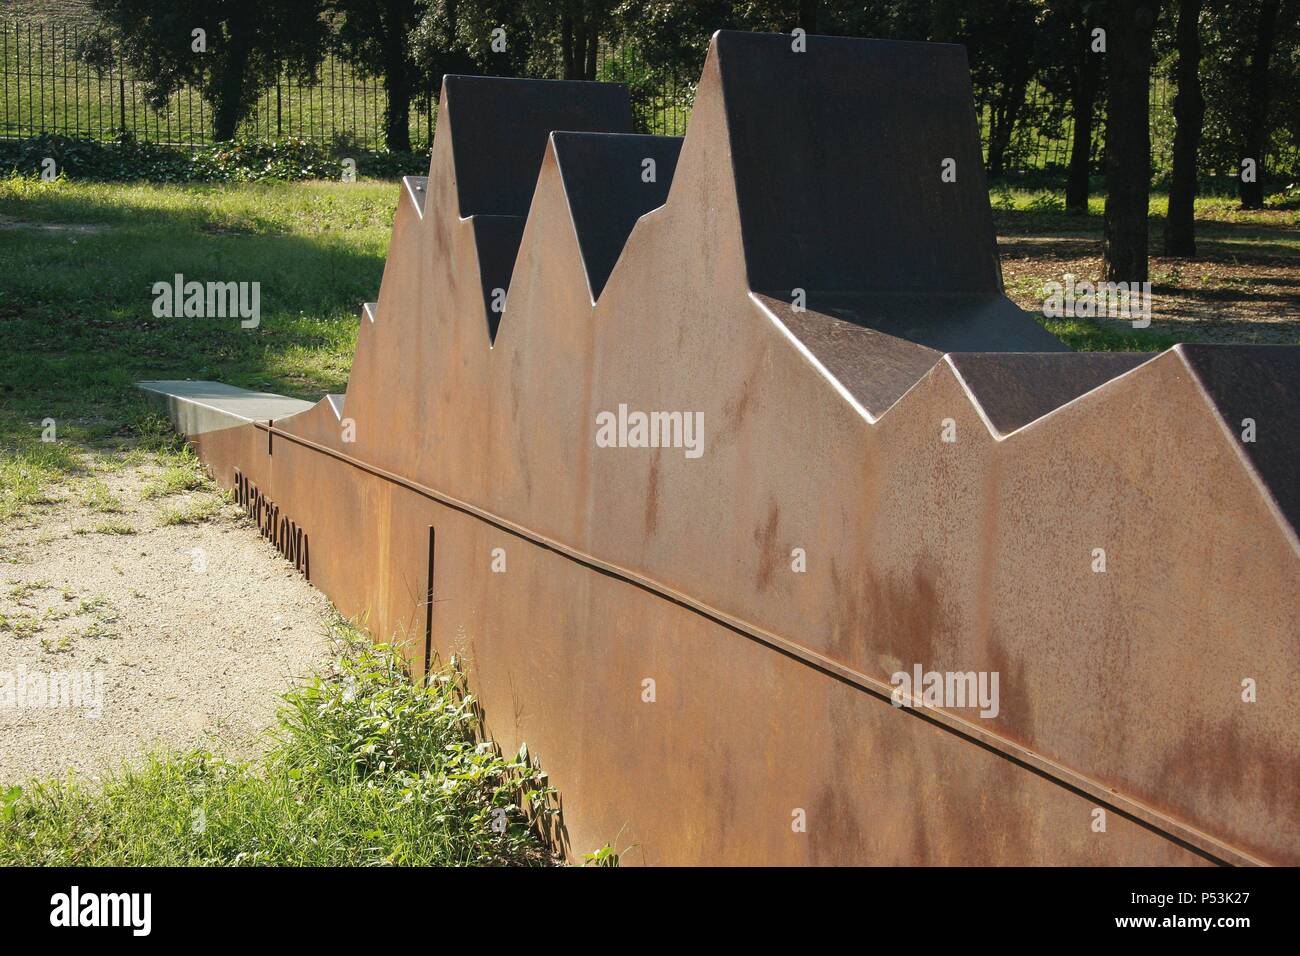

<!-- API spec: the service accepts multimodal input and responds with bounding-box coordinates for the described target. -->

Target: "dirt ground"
[996,206,1300,345]
[0,460,331,785]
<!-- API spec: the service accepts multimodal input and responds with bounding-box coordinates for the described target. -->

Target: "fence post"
[27,23,33,136]
[13,25,20,136]
[101,30,107,140]
[117,37,126,136]
[2,25,8,137]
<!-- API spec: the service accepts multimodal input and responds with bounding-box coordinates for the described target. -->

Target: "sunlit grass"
[0,176,393,516]
[0,623,558,866]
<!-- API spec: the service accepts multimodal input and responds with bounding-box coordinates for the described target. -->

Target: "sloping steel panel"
[142,31,1299,866]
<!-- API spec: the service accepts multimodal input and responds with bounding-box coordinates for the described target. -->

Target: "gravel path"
[0,460,332,785]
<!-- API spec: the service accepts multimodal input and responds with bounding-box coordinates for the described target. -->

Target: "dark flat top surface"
[758,290,1069,416]
[1180,344,1300,534]
[715,31,1000,295]
[757,294,940,416]
[552,132,683,300]
[948,351,1152,435]
[443,75,632,219]
[471,216,526,342]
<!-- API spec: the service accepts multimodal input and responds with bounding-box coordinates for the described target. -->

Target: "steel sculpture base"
[141,32,1299,866]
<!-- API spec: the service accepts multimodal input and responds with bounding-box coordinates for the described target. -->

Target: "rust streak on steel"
[140,30,1300,866]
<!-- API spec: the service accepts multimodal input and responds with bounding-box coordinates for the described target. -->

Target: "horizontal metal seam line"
[254,421,1263,867]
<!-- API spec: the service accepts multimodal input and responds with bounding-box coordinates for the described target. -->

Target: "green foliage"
[195,138,339,181]
[598,40,695,135]
[0,438,82,520]
[583,844,621,866]
[1026,190,1065,212]
[1193,0,1300,178]
[0,177,391,479]
[410,1,559,81]
[85,0,330,140]
[0,628,559,865]
[582,842,635,866]
[0,134,427,183]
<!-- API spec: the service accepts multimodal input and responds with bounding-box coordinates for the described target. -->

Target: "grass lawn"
[1,626,559,865]
[0,175,392,518]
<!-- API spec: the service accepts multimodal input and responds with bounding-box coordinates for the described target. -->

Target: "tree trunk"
[1102,0,1158,284]
[384,64,411,152]
[1164,0,1204,255]
[1065,17,1101,213]
[584,10,599,80]
[561,3,597,82]
[574,25,589,81]
[382,0,412,152]
[986,73,1030,178]
[560,3,604,81]
[987,104,1008,177]
[561,15,575,79]
[211,31,252,141]
[1239,0,1280,209]
[799,0,818,34]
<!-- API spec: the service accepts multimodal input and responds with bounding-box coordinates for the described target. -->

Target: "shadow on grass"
[993,205,1300,252]
[0,181,396,456]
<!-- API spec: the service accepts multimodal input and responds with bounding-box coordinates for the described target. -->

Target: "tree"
[1066,5,1104,212]
[610,0,897,79]
[1038,1,1105,213]
[411,0,620,86]
[1164,0,1204,255]
[1195,0,1299,196]
[407,0,488,88]
[1101,0,1159,284]
[797,0,819,33]
[329,0,424,151]
[949,1,1044,177]
[1239,0,1281,208]
[560,1,618,80]
[608,1,731,78]
[86,0,328,141]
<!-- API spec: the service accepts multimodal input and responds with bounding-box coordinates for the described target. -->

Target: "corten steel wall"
[151,32,1299,865]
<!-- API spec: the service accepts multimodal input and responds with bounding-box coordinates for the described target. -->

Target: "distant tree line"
[80,0,1299,281]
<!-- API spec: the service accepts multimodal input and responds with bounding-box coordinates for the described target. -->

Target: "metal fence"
[0,21,434,148]
[0,19,1163,171]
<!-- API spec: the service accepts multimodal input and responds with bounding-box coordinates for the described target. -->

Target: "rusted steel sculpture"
[141,32,1299,865]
